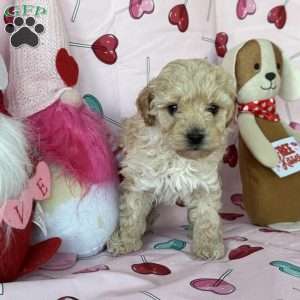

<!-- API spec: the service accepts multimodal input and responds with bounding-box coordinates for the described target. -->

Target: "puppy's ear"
[137,86,156,126]
[226,99,237,127]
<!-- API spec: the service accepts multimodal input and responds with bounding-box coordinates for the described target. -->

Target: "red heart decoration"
[215,32,229,58]
[73,264,109,274]
[229,245,263,260]
[168,4,189,32]
[219,213,244,221]
[0,91,9,115]
[259,228,289,234]
[223,144,238,167]
[267,5,287,29]
[3,6,14,24]
[191,278,236,295]
[231,194,244,210]
[56,48,79,87]
[132,262,171,275]
[92,34,119,65]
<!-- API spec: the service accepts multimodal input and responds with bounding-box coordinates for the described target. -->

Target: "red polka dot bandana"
[238,98,280,122]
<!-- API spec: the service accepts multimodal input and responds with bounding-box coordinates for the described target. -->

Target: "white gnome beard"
[0,115,31,204]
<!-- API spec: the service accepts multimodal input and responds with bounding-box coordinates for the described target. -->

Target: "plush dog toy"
[6,0,119,258]
[222,39,300,225]
[0,55,60,282]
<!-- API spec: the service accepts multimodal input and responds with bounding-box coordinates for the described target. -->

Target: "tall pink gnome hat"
[6,0,118,187]
[6,0,119,257]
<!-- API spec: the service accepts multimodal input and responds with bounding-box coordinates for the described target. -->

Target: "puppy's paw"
[107,231,143,256]
[192,239,225,260]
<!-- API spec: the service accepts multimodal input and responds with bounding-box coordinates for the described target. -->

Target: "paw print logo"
[5,16,45,48]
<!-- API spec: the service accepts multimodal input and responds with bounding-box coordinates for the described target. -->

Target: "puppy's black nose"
[265,72,276,81]
[186,128,205,146]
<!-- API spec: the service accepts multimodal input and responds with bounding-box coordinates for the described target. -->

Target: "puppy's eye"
[167,104,178,116]
[277,63,281,70]
[254,63,260,70]
[206,104,219,115]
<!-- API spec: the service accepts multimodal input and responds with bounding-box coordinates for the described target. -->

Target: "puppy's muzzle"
[186,128,205,149]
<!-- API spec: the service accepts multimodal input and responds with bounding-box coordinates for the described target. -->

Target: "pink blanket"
[4,203,300,299]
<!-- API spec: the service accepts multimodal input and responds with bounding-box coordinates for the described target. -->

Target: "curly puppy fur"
[108,59,235,259]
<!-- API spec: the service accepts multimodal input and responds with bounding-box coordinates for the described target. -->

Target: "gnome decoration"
[6,0,119,258]
[0,54,60,283]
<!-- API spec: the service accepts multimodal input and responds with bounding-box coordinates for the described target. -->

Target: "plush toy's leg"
[107,189,153,255]
[188,190,224,259]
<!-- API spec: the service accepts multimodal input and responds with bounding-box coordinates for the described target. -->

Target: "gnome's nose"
[60,88,82,107]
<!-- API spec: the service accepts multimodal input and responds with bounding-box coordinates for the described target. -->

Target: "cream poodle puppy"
[108,59,235,259]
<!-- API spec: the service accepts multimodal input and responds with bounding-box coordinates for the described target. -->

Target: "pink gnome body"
[6,0,119,258]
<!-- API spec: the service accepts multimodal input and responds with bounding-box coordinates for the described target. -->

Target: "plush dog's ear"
[0,56,8,90]
[222,39,260,91]
[222,42,246,83]
[279,55,300,101]
[137,86,155,126]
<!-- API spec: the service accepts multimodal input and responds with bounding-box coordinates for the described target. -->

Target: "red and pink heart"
[3,6,15,24]
[229,245,263,260]
[56,49,79,87]
[190,269,236,295]
[132,256,171,275]
[129,0,155,19]
[219,213,244,221]
[259,228,289,234]
[236,0,256,20]
[290,122,300,131]
[70,34,119,65]
[215,32,229,58]
[73,264,110,274]
[169,4,189,32]
[267,5,287,29]
[92,35,119,65]
[191,278,236,295]
[224,236,248,242]
[223,144,238,167]
[231,194,244,210]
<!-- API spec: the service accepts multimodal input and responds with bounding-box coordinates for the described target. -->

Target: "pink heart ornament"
[236,0,256,20]
[1,161,51,229]
[129,0,155,19]
[3,190,33,230]
[29,161,51,201]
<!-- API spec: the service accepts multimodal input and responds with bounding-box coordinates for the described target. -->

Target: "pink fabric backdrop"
[0,0,299,231]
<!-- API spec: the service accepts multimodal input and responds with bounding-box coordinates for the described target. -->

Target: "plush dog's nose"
[186,128,205,146]
[265,72,276,81]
